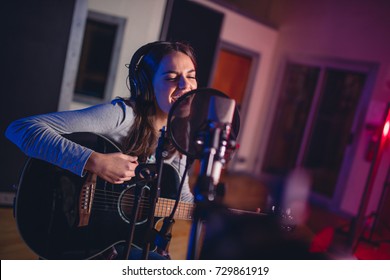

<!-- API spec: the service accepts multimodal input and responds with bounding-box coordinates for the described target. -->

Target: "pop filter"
[167,88,240,160]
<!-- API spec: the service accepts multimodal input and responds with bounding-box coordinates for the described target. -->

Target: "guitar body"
[14,132,181,259]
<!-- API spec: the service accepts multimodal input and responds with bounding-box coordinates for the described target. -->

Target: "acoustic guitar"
[14,132,194,259]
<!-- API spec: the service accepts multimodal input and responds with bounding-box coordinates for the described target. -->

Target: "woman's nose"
[179,76,191,90]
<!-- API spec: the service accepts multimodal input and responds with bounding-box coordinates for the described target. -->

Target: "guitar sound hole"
[118,185,151,225]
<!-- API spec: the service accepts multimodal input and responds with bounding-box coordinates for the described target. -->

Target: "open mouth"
[171,92,185,103]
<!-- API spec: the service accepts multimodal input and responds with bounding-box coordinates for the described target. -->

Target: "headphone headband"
[128,41,171,101]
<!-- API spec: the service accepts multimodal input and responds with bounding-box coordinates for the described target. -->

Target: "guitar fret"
[166,199,170,217]
[179,202,183,219]
[166,199,171,216]
[154,198,194,220]
[162,199,165,216]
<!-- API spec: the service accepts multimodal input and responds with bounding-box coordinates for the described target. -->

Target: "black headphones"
[128,41,171,102]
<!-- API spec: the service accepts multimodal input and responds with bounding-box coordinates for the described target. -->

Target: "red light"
[384,120,390,137]
[383,121,390,137]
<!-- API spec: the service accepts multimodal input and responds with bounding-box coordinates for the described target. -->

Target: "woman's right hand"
[84,152,138,184]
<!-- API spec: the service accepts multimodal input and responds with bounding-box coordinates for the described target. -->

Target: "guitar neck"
[154,198,264,221]
[155,198,194,220]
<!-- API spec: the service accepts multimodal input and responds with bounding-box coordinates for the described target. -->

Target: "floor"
[1,173,389,260]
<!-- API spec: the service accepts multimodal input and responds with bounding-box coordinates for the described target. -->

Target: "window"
[74,11,125,104]
[262,58,375,200]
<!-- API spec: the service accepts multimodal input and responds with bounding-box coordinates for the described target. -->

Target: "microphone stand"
[154,158,194,257]
[187,122,233,259]
[141,127,166,259]
[121,128,166,259]
[122,180,145,259]
[122,158,161,259]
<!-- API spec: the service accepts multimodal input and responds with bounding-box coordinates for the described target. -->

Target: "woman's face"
[153,51,197,114]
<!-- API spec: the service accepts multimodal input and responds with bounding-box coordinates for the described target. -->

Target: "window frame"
[72,10,126,105]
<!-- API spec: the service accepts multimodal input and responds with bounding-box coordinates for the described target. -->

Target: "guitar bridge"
[78,172,97,227]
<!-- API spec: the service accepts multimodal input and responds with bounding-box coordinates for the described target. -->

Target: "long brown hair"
[124,41,197,161]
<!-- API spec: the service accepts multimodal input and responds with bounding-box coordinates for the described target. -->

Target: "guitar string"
[79,185,193,212]
[89,188,194,209]
[89,206,193,220]
[77,181,195,216]
[82,189,194,219]
[91,196,194,218]
[78,185,253,220]
[88,202,193,220]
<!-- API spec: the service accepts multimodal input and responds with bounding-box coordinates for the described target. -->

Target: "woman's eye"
[164,75,196,81]
[165,76,178,81]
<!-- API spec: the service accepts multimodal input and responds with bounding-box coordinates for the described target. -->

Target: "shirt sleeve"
[5,100,130,177]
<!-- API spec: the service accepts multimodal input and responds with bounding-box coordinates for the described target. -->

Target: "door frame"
[209,41,260,170]
[58,0,87,111]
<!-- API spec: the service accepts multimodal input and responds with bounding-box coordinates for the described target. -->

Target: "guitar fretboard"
[154,198,263,221]
[154,198,194,220]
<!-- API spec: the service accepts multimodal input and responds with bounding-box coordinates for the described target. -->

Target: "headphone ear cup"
[129,76,137,100]
[135,68,153,102]
[128,41,167,102]
[128,46,147,101]
[128,63,138,100]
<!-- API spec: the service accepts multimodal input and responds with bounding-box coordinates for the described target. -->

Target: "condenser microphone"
[207,95,236,124]
[203,96,236,187]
